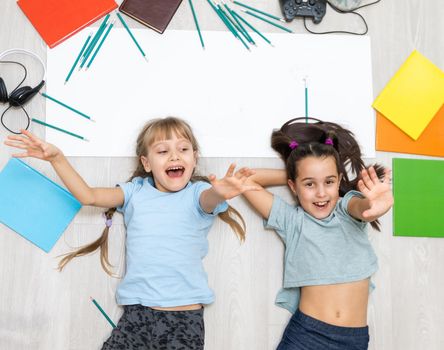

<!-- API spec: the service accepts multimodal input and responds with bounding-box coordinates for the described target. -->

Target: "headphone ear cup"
[0,78,8,103]
[9,80,45,107]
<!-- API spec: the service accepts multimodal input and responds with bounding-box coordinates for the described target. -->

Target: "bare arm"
[232,168,287,219]
[348,166,393,222]
[200,164,260,213]
[4,130,124,208]
[247,168,287,187]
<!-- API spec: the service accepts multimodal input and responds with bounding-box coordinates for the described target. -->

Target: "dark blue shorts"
[276,309,369,350]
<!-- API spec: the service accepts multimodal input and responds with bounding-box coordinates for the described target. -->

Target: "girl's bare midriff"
[299,278,369,327]
[151,304,202,311]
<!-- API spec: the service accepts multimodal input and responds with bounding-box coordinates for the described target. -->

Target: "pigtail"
[58,208,117,275]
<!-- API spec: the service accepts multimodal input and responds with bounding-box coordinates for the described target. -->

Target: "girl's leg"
[151,308,205,350]
[101,305,152,350]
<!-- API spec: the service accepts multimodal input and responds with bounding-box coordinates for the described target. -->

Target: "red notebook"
[17,0,118,48]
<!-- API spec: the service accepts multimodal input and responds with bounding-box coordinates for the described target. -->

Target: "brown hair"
[59,117,246,275]
[271,117,385,230]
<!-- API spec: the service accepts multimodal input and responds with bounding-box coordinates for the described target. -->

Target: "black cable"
[303,0,381,35]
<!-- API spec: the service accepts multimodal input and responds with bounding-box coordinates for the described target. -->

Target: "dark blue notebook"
[0,158,82,252]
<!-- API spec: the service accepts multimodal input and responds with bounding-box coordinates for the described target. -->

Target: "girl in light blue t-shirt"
[241,117,393,350]
[5,116,258,350]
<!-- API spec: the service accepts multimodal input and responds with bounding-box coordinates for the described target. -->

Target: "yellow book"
[372,50,444,140]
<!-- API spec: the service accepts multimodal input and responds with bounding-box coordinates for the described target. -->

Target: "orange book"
[376,104,444,158]
[17,0,118,48]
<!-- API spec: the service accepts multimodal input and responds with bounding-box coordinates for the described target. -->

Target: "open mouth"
[166,166,185,178]
[313,201,329,209]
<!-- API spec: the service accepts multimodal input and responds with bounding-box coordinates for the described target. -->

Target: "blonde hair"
[59,116,246,275]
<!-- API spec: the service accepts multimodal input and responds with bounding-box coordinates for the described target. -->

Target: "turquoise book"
[0,158,82,252]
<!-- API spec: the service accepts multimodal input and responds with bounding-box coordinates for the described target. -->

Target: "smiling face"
[288,155,342,219]
[140,132,197,192]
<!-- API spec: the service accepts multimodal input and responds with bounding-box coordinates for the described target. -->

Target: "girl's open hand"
[208,163,261,200]
[3,129,62,162]
[357,166,394,220]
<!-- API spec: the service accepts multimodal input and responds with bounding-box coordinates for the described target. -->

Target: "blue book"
[0,158,82,252]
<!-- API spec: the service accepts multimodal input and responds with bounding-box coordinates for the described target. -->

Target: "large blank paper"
[46,30,375,157]
[393,158,444,238]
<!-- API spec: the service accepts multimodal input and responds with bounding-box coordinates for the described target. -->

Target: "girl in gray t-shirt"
[240,117,393,350]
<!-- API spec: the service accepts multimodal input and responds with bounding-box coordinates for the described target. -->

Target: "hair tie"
[325,138,334,146]
[289,140,299,150]
[105,219,112,228]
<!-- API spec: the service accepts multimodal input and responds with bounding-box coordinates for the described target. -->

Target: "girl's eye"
[180,148,188,152]
[305,183,313,187]
[326,180,334,185]
[158,150,167,154]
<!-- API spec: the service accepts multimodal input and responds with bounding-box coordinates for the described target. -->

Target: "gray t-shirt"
[265,190,378,313]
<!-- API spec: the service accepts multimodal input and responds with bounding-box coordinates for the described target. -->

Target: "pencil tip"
[84,138,90,142]
[64,81,67,85]
[90,296,93,300]
[90,119,96,123]
[144,56,148,62]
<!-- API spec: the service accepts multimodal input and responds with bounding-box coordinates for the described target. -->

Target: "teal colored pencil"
[206,0,237,39]
[304,78,308,122]
[41,92,94,121]
[233,0,285,22]
[241,9,294,33]
[217,4,250,50]
[224,3,255,45]
[80,14,110,69]
[65,32,92,84]
[116,13,148,60]
[31,118,88,141]
[86,20,115,70]
[232,11,273,46]
[91,297,116,328]
[188,0,205,49]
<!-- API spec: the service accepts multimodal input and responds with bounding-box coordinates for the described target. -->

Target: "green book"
[393,158,444,237]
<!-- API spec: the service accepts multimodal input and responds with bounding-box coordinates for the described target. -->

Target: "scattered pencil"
[40,92,94,122]
[232,11,273,46]
[80,14,110,70]
[304,77,308,122]
[222,1,255,45]
[90,297,116,328]
[65,32,92,84]
[116,12,148,61]
[188,0,205,49]
[31,118,88,141]
[241,9,294,33]
[86,20,115,70]
[232,0,286,22]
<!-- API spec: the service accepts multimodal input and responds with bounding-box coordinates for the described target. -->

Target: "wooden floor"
[1,0,443,349]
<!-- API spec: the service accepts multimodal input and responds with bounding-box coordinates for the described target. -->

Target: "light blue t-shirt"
[116,176,228,307]
[264,190,378,313]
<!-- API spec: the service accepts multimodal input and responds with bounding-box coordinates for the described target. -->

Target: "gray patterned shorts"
[101,304,204,350]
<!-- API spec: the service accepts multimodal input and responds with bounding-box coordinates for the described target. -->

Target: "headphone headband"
[0,48,46,81]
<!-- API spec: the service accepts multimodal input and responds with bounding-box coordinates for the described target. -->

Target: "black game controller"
[280,0,327,24]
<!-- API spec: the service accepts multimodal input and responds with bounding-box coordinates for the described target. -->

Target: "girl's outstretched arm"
[4,130,124,208]
[238,168,287,219]
[200,163,260,214]
[348,166,394,222]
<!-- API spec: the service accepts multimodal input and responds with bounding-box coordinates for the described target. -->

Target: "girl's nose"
[316,185,326,197]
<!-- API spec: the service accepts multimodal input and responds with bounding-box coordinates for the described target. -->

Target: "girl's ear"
[140,156,151,173]
[287,179,297,195]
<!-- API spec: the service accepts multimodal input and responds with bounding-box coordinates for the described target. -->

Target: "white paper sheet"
[46,29,374,157]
